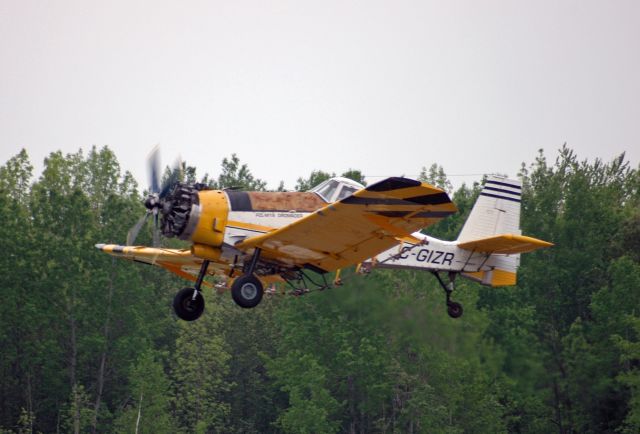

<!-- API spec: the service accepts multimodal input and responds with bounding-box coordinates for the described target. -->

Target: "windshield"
[336,185,357,201]
[314,180,339,202]
[310,177,365,202]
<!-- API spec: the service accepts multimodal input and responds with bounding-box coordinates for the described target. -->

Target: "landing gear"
[173,287,205,321]
[231,248,264,309]
[432,272,464,319]
[447,301,463,319]
[231,274,264,308]
[173,259,209,321]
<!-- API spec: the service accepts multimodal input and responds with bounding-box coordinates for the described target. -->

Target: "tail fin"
[458,176,523,287]
[457,175,522,242]
[457,176,552,287]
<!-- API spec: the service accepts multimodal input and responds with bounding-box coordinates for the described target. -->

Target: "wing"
[235,177,457,272]
[95,244,224,285]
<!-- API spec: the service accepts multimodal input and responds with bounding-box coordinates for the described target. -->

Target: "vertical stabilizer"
[457,175,523,286]
[457,175,522,242]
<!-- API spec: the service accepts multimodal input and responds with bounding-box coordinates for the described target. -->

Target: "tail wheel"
[173,287,205,321]
[447,301,464,319]
[231,274,264,308]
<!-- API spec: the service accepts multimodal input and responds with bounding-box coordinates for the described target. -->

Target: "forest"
[0,145,639,433]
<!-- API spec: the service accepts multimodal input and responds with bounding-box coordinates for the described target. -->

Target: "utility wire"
[365,173,486,178]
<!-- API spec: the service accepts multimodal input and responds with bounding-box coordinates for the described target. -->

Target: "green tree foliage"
[613,315,640,433]
[215,154,267,191]
[419,163,453,194]
[267,351,341,434]
[114,349,175,434]
[61,385,93,433]
[341,169,367,186]
[480,146,640,433]
[219,298,284,433]
[295,170,335,191]
[0,145,638,433]
[265,270,506,433]
[0,147,178,432]
[172,304,231,433]
[0,150,39,429]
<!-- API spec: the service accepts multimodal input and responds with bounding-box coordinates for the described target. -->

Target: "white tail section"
[457,175,522,242]
[457,176,523,286]
[365,175,551,288]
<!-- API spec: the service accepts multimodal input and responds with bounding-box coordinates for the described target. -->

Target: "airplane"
[96,154,552,321]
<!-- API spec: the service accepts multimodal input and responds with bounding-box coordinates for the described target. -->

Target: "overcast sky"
[1,0,638,190]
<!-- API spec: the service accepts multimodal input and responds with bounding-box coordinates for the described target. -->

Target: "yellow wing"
[235,177,457,272]
[95,244,223,286]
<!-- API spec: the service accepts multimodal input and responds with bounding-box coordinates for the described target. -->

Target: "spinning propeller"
[126,147,184,246]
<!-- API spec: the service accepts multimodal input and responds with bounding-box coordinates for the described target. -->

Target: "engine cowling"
[160,185,229,247]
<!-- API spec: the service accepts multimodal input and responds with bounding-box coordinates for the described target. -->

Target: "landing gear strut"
[173,260,209,321]
[231,248,264,308]
[432,272,464,319]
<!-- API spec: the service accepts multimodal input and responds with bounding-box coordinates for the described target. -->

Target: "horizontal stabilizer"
[457,234,553,254]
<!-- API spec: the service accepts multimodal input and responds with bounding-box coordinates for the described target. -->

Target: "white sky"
[1,0,639,190]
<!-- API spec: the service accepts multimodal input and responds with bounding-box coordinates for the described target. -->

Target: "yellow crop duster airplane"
[96,153,552,321]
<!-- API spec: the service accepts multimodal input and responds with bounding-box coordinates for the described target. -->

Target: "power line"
[365,173,487,178]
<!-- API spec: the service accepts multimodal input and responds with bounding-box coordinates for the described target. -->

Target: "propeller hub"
[159,183,201,239]
[144,193,160,210]
[127,148,201,246]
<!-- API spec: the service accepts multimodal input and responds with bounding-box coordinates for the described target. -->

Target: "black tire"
[231,274,264,308]
[447,301,464,319]
[173,287,205,321]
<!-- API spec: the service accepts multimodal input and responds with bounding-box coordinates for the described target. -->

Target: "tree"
[340,169,367,186]
[267,268,505,433]
[215,154,267,191]
[0,147,180,432]
[419,163,452,193]
[61,385,93,433]
[295,170,334,191]
[613,316,640,433]
[1,144,638,433]
[219,297,283,433]
[267,351,341,434]
[172,304,231,433]
[114,349,175,434]
[480,146,639,432]
[0,150,41,429]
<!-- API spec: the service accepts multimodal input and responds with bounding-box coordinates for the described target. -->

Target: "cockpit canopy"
[310,177,365,203]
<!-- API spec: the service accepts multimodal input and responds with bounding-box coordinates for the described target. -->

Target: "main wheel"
[173,287,205,321]
[231,274,264,308]
[447,301,464,319]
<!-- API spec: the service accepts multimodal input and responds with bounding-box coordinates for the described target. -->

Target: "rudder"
[457,175,522,242]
